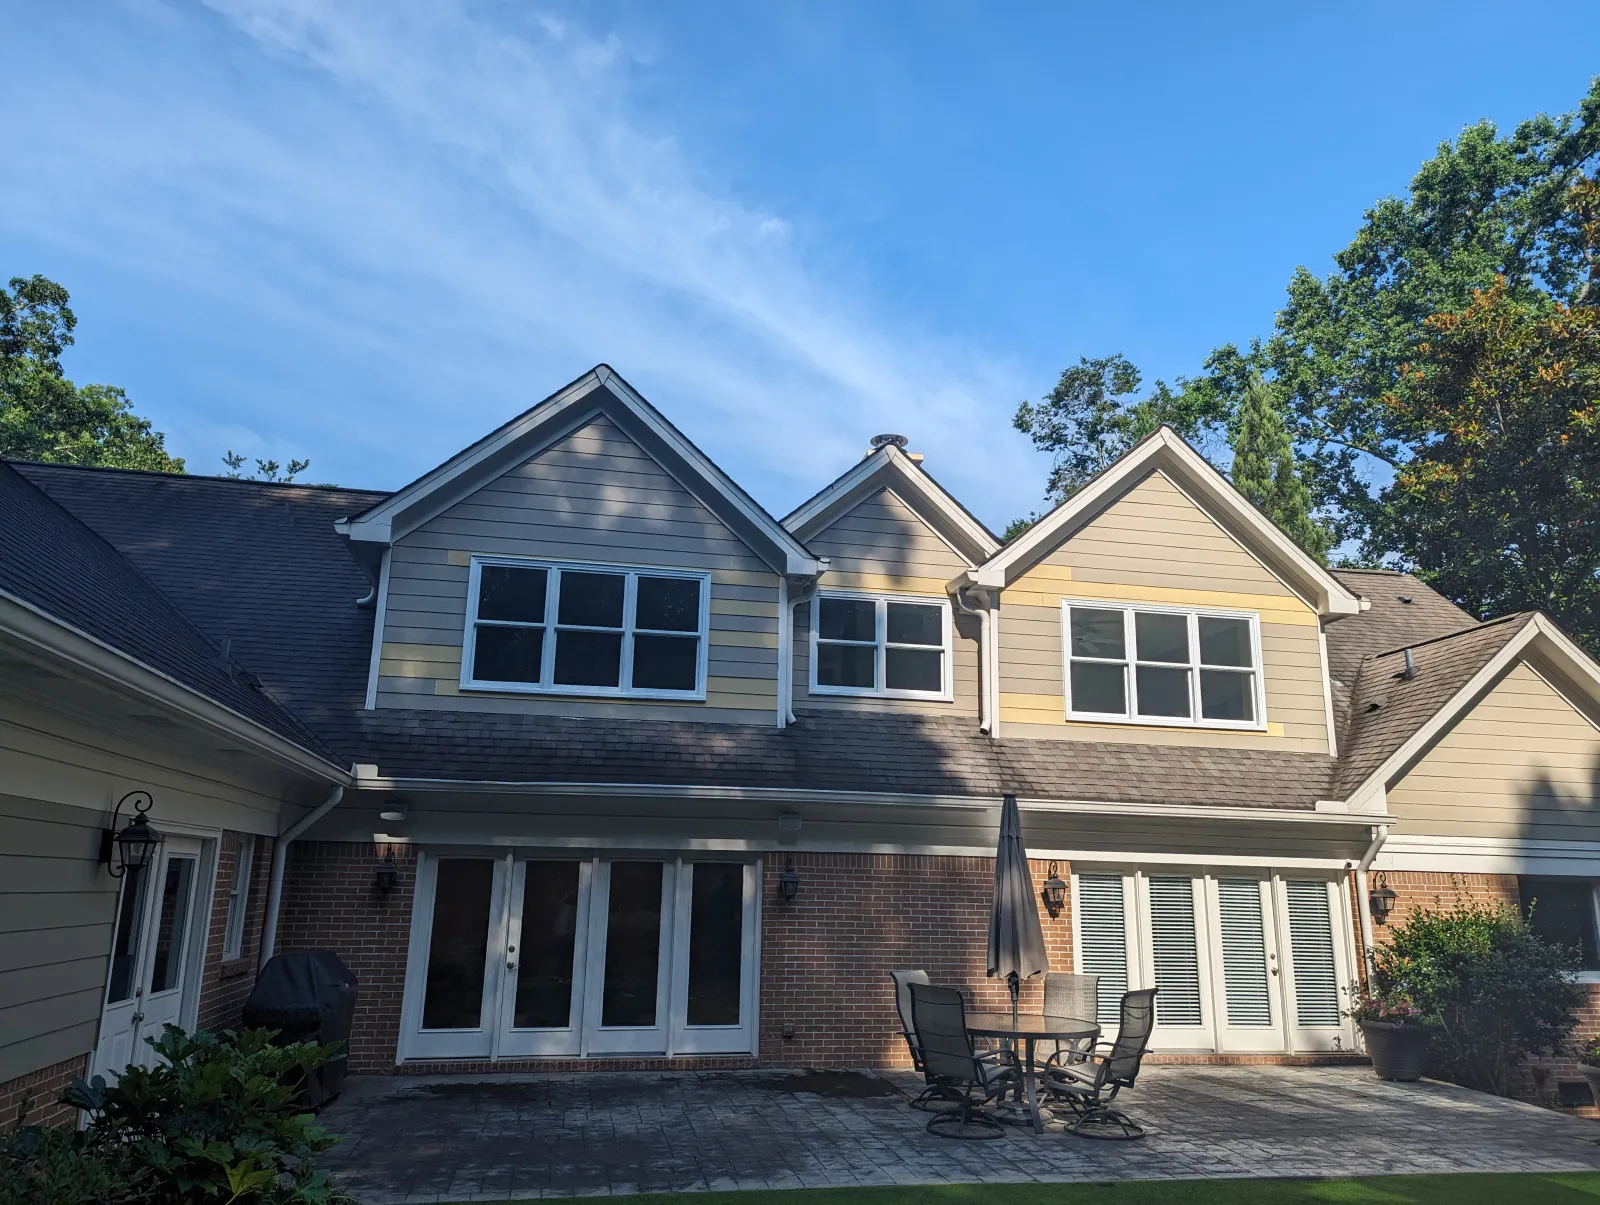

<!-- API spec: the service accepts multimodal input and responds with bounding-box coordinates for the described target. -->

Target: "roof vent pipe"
[1402,648,1416,681]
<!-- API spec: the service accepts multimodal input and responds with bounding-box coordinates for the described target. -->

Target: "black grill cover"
[244,950,358,1108]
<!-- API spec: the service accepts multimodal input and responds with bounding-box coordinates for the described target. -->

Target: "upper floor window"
[810,592,951,700]
[463,557,709,698]
[1062,601,1262,728]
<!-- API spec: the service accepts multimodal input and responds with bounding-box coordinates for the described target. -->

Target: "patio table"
[965,1012,1099,1135]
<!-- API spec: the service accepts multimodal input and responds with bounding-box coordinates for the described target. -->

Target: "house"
[4,364,1600,1120]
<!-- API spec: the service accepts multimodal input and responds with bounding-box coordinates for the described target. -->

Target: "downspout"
[1354,823,1389,977]
[776,577,790,729]
[954,587,993,735]
[786,581,819,725]
[259,785,345,966]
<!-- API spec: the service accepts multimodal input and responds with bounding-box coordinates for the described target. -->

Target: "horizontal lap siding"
[0,795,114,1085]
[998,470,1330,753]
[378,414,778,722]
[795,488,978,718]
[1388,662,1600,840]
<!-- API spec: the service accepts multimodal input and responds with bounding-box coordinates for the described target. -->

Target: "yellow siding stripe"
[1004,579,1318,626]
[819,571,952,596]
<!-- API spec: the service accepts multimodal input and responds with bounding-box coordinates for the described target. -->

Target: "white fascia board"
[0,592,351,784]
[784,446,1000,562]
[1375,833,1600,875]
[972,429,1361,616]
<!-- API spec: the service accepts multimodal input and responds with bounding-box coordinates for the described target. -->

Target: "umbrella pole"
[1009,971,1019,1029]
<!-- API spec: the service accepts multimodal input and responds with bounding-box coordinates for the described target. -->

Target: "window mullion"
[621,572,638,692]
[1123,607,1136,719]
[540,569,559,686]
[875,599,887,693]
[1188,611,1201,726]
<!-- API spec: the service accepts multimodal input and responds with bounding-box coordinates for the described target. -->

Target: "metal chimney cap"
[870,434,909,451]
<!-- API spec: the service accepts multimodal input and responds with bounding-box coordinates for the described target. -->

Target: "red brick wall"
[276,841,417,1073]
[1375,870,1599,1110]
[0,1052,88,1129]
[756,852,1074,1068]
[196,832,276,1033]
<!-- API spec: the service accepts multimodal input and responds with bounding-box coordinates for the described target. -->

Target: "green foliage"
[1013,353,1227,503]
[222,451,313,483]
[1001,514,1038,544]
[0,275,184,472]
[0,1026,353,1205]
[1371,899,1584,1097]
[1229,377,1330,562]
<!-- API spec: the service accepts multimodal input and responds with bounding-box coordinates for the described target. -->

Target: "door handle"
[1269,968,1279,976]
[131,1012,145,1024]
[507,962,517,971]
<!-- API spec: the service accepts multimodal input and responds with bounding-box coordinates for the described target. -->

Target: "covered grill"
[243,949,359,1108]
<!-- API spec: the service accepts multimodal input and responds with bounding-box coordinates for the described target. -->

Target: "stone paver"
[318,1065,1600,1203]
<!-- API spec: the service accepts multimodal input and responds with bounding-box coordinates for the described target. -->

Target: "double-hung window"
[810,592,951,699]
[1062,601,1262,727]
[464,558,709,698]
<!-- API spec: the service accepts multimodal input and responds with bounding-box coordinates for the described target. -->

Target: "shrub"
[0,1026,353,1205]
[1372,899,1585,1096]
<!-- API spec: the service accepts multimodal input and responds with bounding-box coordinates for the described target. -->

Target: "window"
[810,592,950,698]
[463,559,708,697]
[222,835,257,960]
[1062,602,1262,727]
[1519,878,1600,971]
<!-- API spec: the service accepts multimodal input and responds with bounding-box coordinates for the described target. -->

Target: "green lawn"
[472,1174,1600,1205]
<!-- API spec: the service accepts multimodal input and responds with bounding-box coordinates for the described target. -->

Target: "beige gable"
[1388,661,1600,840]
[376,414,779,723]
[999,469,1330,753]
[794,487,980,718]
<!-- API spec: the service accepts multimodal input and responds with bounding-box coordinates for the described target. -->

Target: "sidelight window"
[463,558,709,698]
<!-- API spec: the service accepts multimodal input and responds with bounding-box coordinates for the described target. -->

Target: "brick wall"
[0,1052,88,1129]
[756,852,1074,1068]
[276,841,417,1073]
[196,832,276,1033]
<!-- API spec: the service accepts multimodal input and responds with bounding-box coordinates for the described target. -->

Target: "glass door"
[407,855,507,1060]
[1137,872,1214,1050]
[581,860,675,1054]
[497,859,591,1057]
[1278,878,1354,1052]
[669,861,758,1054]
[1206,874,1284,1052]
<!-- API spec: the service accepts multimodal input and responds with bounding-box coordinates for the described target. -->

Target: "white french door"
[92,836,208,1080]
[403,852,759,1062]
[1073,866,1356,1054]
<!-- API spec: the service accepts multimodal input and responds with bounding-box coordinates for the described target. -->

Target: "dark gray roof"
[0,462,339,762]
[344,707,1334,808]
[1326,568,1479,690]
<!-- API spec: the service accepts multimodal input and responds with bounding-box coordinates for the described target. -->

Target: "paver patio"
[318,1065,1600,1203]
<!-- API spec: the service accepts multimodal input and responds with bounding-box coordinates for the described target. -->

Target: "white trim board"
[1374,834,1600,876]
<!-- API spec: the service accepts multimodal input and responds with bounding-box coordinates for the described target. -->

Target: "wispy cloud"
[5,1,1045,520]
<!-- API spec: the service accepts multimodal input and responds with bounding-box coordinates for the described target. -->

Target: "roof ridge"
[1370,611,1530,659]
[8,458,391,497]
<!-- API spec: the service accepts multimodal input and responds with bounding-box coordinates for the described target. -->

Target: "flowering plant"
[1578,1036,1600,1068]
[1345,986,1422,1026]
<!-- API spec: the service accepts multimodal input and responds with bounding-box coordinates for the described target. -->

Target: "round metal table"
[965,1012,1100,1134]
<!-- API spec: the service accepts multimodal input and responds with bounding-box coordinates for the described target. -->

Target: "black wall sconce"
[777,855,799,904]
[374,849,399,896]
[100,791,164,878]
[1041,861,1067,919]
[1369,872,1397,924]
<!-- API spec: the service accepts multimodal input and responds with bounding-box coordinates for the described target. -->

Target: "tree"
[1192,77,1600,549]
[1013,353,1227,504]
[221,451,312,483]
[1230,376,1330,561]
[0,275,184,472]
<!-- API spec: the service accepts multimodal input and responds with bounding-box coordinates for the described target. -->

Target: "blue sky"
[3,2,1598,529]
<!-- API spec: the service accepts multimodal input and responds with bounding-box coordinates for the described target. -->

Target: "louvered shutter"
[1216,878,1272,1027]
[1076,874,1129,1026]
[1285,880,1340,1027]
[1146,876,1203,1027]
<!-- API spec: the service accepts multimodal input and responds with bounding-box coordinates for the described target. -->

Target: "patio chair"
[889,969,950,1111]
[907,982,1017,1141]
[1041,972,1099,1067]
[1044,987,1158,1140]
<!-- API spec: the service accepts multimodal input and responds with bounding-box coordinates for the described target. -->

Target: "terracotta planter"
[1360,1020,1428,1082]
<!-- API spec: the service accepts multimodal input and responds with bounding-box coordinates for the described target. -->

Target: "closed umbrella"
[988,793,1049,1027]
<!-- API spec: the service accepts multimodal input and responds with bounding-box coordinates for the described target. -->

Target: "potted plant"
[1349,988,1428,1082]
[1577,1037,1600,1105]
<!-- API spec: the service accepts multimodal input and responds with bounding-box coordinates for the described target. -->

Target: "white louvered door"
[1278,878,1355,1052]
[1073,872,1134,1032]
[1137,873,1214,1049]
[1206,875,1283,1052]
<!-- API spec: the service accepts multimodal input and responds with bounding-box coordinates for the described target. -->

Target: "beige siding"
[998,470,1330,753]
[377,414,779,723]
[793,487,979,718]
[1388,662,1600,840]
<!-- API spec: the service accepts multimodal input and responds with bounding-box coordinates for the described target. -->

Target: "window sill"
[809,686,954,703]
[460,682,707,702]
[217,958,254,981]
[1064,711,1268,734]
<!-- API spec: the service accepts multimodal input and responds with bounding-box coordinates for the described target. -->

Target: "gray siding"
[0,794,114,1084]
[377,413,780,723]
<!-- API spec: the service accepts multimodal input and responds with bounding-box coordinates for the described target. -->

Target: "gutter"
[784,577,821,725]
[1353,823,1390,977]
[259,786,346,965]
[953,586,993,734]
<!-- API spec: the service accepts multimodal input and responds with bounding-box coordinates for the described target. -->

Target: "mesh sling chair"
[1045,987,1158,1140]
[907,983,1018,1140]
[889,969,951,1110]
[1041,972,1099,1068]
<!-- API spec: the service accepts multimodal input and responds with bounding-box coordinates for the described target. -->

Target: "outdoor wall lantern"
[100,790,165,879]
[777,855,800,904]
[1041,861,1068,919]
[1369,873,1398,924]
[374,849,400,896]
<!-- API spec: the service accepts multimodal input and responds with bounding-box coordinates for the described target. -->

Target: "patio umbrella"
[987,793,1049,1027]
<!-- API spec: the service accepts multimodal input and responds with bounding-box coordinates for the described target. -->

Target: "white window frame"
[461,556,711,700]
[808,590,953,701]
[1059,599,1266,730]
[221,835,256,960]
